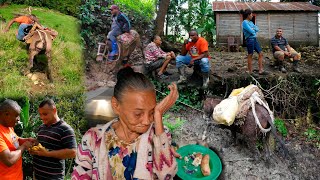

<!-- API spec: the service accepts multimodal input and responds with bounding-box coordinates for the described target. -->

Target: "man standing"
[0,99,35,180]
[144,35,175,79]
[271,28,302,73]
[3,14,41,41]
[176,30,211,88]
[30,99,76,180]
[107,4,131,59]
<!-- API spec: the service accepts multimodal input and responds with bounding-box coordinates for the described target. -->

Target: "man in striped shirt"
[144,35,175,79]
[30,99,76,180]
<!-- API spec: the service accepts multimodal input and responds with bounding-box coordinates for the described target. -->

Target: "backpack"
[116,13,131,32]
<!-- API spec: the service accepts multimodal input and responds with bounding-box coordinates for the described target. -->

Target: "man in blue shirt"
[271,28,302,73]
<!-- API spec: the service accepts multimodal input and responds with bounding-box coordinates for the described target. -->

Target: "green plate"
[176,144,222,180]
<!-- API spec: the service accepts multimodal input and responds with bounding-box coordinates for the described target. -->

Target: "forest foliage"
[0,0,81,16]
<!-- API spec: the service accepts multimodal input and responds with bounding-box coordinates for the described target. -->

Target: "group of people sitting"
[111,6,303,91]
[144,31,211,89]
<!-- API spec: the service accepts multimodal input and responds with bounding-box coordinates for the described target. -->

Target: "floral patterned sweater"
[144,42,167,63]
[71,119,177,180]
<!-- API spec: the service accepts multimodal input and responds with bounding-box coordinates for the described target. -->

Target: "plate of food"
[176,144,222,180]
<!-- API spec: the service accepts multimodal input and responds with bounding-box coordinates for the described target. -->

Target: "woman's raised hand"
[154,83,179,116]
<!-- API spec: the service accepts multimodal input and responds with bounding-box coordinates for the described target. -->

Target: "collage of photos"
[0,0,320,180]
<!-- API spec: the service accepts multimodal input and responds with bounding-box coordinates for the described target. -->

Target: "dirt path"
[168,109,319,180]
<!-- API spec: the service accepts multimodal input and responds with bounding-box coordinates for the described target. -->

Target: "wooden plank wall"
[216,13,242,46]
[216,12,319,48]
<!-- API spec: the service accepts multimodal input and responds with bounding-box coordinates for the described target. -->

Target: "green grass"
[274,118,288,137]
[0,4,84,98]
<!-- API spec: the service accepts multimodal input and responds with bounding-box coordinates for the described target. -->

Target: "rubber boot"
[292,60,301,73]
[108,40,118,59]
[278,60,287,73]
[177,65,187,84]
[202,73,209,89]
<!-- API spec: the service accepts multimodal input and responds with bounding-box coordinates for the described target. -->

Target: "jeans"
[107,28,123,42]
[246,37,262,54]
[17,23,31,41]
[176,55,210,73]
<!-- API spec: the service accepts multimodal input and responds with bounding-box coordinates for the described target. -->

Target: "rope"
[155,88,204,113]
[36,30,43,43]
[250,92,275,134]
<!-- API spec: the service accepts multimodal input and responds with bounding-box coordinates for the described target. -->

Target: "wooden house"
[212,2,320,48]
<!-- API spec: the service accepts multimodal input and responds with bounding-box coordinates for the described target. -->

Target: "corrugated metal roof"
[212,2,320,12]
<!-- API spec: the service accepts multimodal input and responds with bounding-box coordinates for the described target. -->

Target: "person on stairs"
[107,4,131,60]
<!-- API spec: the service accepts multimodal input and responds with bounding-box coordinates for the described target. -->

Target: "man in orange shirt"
[3,14,40,41]
[0,99,36,180]
[176,30,211,88]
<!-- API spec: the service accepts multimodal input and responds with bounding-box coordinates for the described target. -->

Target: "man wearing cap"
[108,5,131,59]
[0,99,36,180]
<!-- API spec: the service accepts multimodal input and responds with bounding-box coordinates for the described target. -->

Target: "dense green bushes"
[0,0,81,17]
[114,0,156,21]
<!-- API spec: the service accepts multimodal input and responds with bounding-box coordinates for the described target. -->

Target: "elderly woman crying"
[72,67,180,180]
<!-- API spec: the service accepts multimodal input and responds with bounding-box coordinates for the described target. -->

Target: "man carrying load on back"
[107,4,131,59]
[3,14,43,42]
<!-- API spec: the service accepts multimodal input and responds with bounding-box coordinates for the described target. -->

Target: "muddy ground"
[85,49,319,180]
[85,48,320,90]
[167,109,319,180]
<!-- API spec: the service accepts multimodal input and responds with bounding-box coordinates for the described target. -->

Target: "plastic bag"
[212,96,239,126]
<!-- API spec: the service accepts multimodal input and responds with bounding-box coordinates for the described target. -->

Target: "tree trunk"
[154,0,171,36]
[165,13,169,36]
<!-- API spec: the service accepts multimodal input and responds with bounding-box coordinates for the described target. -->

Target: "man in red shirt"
[176,30,211,88]
[3,14,40,41]
[0,99,36,180]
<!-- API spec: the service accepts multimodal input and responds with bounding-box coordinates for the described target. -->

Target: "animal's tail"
[267,118,289,157]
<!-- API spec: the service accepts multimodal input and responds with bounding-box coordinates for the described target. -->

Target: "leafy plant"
[166,0,215,44]
[274,118,288,137]
[114,0,156,21]
[153,80,202,112]
[256,139,263,150]
[304,128,319,141]
[163,114,186,133]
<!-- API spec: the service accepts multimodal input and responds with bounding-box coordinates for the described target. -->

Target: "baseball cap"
[110,5,119,10]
